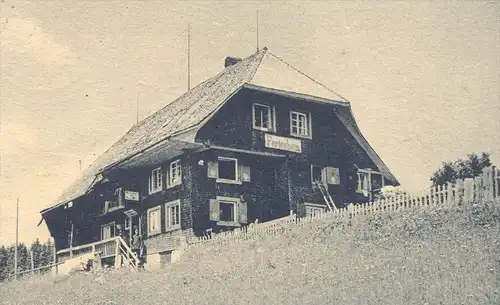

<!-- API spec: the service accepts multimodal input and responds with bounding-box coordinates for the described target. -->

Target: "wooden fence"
[186,166,500,251]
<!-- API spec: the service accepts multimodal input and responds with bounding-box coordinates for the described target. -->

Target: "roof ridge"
[267,51,352,103]
[247,47,268,83]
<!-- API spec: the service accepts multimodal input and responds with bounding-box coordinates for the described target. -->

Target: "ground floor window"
[101,222,115,240]
[147,206,162,236]
[165,199,181,231]
[304,203,325,217]
[209,196,247,225]
[357,172,370,196]
[219,201,236,222]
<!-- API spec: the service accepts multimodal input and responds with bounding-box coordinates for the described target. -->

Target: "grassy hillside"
[1,200,499,305]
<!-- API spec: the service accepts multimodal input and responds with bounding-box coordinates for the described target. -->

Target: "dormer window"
[253,103,274,132]
[148,167,163,194]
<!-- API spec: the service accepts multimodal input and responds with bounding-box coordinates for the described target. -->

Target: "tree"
[430,152,492,187]
[0,246,8,281]
[30,238,43,269]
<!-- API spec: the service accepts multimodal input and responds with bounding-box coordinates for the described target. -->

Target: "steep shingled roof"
[42,47,397,213]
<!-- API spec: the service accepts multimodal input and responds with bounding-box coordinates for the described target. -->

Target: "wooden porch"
[56,236,139,269]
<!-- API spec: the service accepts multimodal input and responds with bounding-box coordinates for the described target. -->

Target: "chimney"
[225,56,242,68]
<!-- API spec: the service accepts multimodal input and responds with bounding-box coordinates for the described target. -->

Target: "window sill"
[166,183,182,190]
[147,231,162,238]
[216,221,241,227]
[149,189,162,195]
[253,126,275,133]
[290,133,312,140]
[165,225,181,232]
[216,179,242,185]
[356,190,370,197]
[105,205,126,213]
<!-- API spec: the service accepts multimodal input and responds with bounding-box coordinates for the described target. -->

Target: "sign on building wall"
[124,190,139,201]
[264,134,302,153]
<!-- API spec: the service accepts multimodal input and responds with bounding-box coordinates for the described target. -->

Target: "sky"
[0,1,499,246]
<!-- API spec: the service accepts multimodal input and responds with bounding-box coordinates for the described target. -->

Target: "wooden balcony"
[56,236,123,263]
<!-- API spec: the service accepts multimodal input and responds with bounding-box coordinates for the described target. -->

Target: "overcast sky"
[1,1,499,246]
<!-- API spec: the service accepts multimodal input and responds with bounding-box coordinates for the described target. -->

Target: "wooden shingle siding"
[196,88,387,212]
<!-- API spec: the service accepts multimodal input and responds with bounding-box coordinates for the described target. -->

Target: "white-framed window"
[124,217,131,231]
[148,167,163,194]
[217,157,238,183]
[165,199,181,231]
[219,200,236,222]
[147,206,162,236]
[357,171,370,197]
[311,165,326,184]
[168,160,182,188]
[101,222,115,240]
[209,196,247,226]
[253,103,274,131]
[290,111,311,138]
[304,203,325,217]
[311,165,340,186]
[207,157,251,184]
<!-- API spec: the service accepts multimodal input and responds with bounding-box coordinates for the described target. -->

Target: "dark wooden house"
[40,47,399,268]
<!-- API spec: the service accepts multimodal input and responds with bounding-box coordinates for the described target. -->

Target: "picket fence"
[186,166,500,250]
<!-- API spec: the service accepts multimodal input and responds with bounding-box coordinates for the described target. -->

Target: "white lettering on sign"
[264,134,302,153]
[124,191,139,201]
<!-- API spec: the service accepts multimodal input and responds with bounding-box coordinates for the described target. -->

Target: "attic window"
[253,103,274,131]
[290,111,311,138]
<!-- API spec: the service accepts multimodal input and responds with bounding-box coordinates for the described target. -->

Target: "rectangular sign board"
[124,190,139,201]
[264,134,302,153]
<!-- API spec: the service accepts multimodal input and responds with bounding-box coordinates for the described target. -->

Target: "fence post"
[446,182,454,206]
[464,178,474,205]
[455,179,464,205]
[482,166,493,201]
[30,251,34,276]
[53,245,58,277]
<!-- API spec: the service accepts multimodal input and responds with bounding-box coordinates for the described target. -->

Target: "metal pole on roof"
[187,23,191,91]
[136,92,139,124]
[256,10,259,51]
[14,198,19,280]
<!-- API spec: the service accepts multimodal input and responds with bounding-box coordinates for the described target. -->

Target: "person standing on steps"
[131,225,144,268]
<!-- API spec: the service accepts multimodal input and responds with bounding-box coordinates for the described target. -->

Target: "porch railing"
[56,236,138,269]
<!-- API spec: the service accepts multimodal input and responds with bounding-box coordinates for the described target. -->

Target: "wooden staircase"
[114,236,140,270]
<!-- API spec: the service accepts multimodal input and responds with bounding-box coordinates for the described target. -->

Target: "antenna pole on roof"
[79,160,82,173]
[256,10,259,51]
[14,198,19,280]
[136,92,139,123]
[187,23,191,91]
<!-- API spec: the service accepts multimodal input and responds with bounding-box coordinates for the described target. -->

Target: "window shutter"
[207,161,218,178]
[326,167,340,185]
[239,165,251,182]
[104,201,110,214]
[238,198,248,224]
[209,199,220,221]
[117,188,125,206]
